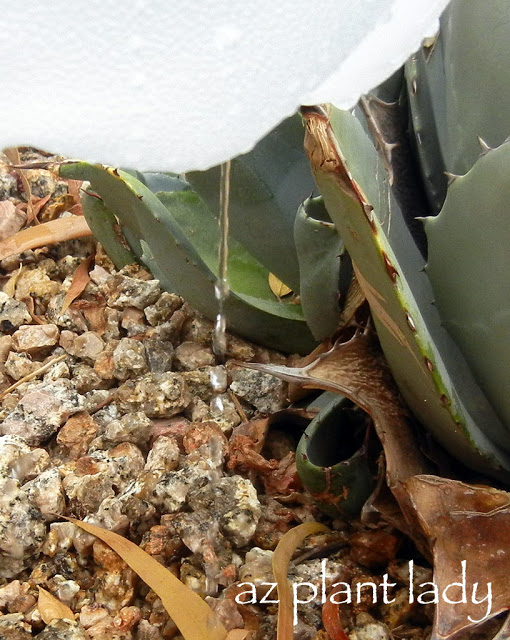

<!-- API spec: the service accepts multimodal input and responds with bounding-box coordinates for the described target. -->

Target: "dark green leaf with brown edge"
[296,394,374,517]
[301,104,510,480]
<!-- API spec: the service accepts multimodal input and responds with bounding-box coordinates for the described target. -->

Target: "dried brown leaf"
[0,216,92,260]
[240,328,430,551]
[273,522,329,640]
[40,193,76,222]
[405,475,510,640]
[37,586,74,624]
[30,194,51,221]
[4,147,36,224]
[268,273,292,298]
[67,517,228,640]
[493,614,510,640]
[61,255,94,314]
[76,299,107,334]
[322,595,349,640]
[22,295,47,325]
[2,265,23,297]
[63,179,84,216]
[225,631,250,640]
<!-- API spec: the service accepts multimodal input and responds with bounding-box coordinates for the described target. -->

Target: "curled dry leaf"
[273,521,330,640]
[0,216,92,260]
[30,194,51,222]
[66,179,84,215]
[66,517,229,640]
[37,586,74,624]
[60,254,94,314]
[322,594,349,640]
[228,409,313,496]
[240,327,430,551]
[22,295,48,325]
[405,475,510,640]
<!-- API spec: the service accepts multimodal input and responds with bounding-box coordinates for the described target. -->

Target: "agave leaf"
[406,0,510,211]
[425,141,510,444]
[241,328,430,553]
[296,394,374,517]
[300,104,510,478]
[63,163,316,354]
[294,196,348,340]
[124,170,190,194]
[187,114,316,292]
[405,43,447,213]
[81,192,135,269]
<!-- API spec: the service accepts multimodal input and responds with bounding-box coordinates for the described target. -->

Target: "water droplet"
[210,366,227,394]
[211,160,231,412]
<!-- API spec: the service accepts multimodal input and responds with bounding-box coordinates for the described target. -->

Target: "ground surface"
[0,156,458,640]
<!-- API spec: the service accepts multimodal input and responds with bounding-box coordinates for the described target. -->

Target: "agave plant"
[53,0,510,492]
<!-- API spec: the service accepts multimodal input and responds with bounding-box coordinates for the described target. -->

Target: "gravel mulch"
[0,154,446,640]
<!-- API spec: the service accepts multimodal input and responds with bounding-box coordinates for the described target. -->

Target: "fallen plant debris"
[0,149,508,640]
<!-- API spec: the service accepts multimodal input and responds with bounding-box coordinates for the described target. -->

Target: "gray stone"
[34,620,87,639]
[116,372,191,418]
[144,338,174,373]
[23,467,65,521]
[46,291,88,332]
[0,379,84,445]
[144,436,180,473]
[4,352,39,381]
[229,368,287,413]
[60,331,105,364]
[14,267,60,310]
[0,435,49,482]
[120,307,147,337]
[0,476,46,578]
[103,412,153,447]
[0,612,32,639]
[108,275,161,310]
[0,335,13,362]
[173,341,215,371]
[144,292,182,326]
[188,475,261,546]
[113,338,147,381]
[11,324,59,355]
[0,293,31,333]
[0,171,17,200]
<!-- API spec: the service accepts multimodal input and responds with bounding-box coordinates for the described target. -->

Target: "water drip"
[210,160,231,411]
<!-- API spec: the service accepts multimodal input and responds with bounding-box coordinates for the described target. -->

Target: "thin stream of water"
[210,160,231,411]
